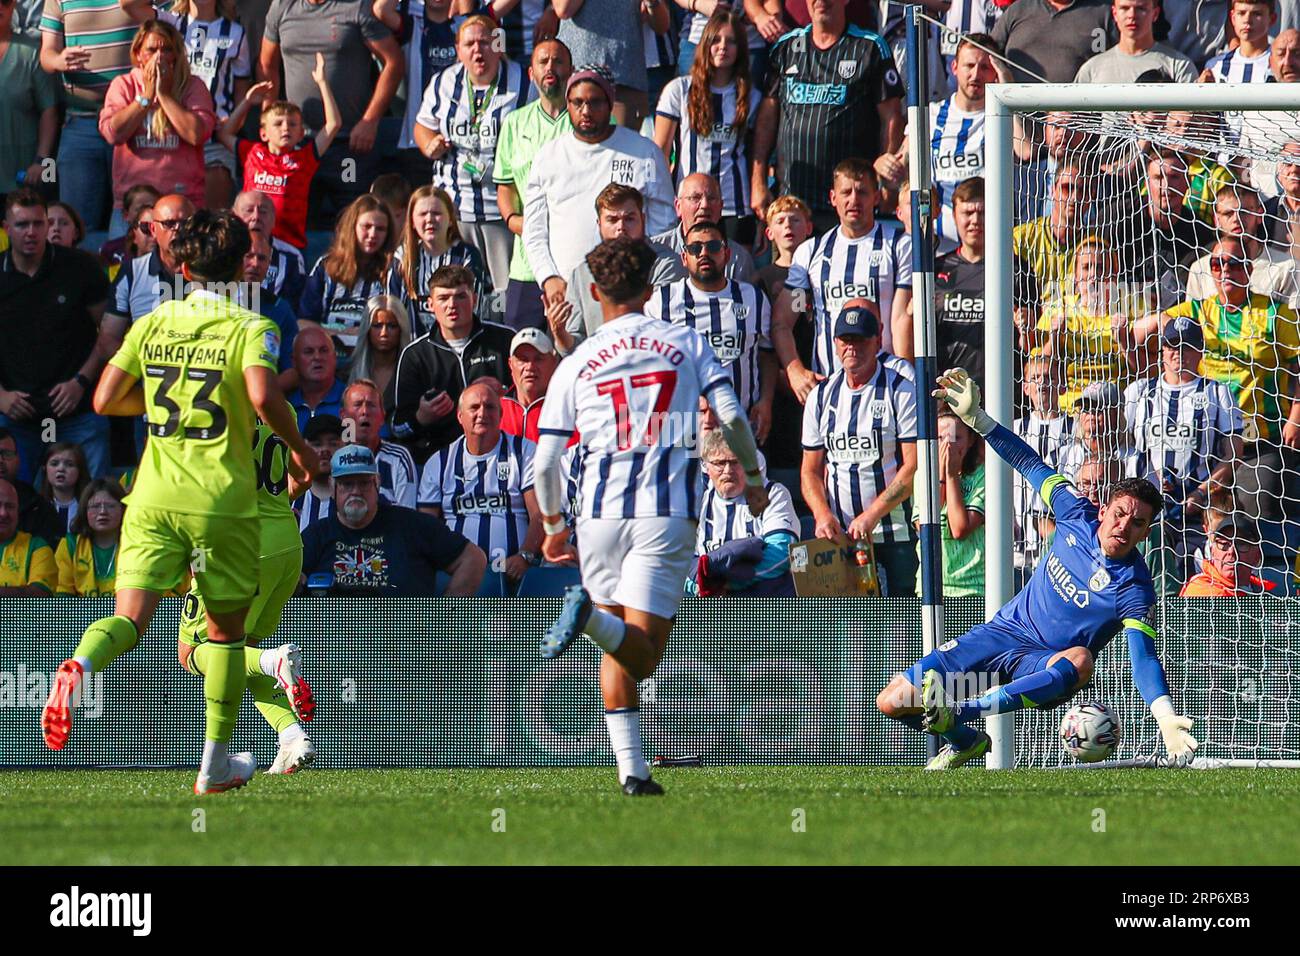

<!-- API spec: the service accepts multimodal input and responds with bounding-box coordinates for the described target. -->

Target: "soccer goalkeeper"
[876,369,1200,769]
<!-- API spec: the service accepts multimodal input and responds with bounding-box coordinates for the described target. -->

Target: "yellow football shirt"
[1036,292,1140,411]
[252,416,303,558]
[1165,294,1300,442]
[109,288,280,517]
[1012,218,1094,305]
[0,531,55,593]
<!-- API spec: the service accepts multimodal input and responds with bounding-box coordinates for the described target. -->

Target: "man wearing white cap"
[502,328,561,444]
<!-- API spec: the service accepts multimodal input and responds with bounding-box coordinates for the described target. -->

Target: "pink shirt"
[98,70,216,210]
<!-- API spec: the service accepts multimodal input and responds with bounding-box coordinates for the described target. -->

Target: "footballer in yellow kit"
[177,417,318,775]
[39,211,319,795]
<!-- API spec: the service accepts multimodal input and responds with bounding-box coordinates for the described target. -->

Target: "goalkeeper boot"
[925,732,991,771]
[193,752,256,795]
[41,660,83,750]
[267,735,316,775]
[268,644,315,723]
[622,774,665,796]
[921,669,958,735]
[540,585,592,659]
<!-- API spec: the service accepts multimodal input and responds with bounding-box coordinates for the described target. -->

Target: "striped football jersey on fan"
[786,221,912,375]
[801,362,919,544]
[656,75,761,218]
[697,481,800,554]
[1123,376,1243,490]
[1012,412,1072,565]
[645,278,773,412]
[537,312,731,520]
[418,432,536,565]
[929,95,985,243]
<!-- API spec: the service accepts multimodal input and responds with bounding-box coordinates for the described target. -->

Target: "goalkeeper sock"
[203,639,247,743]
[248,674,298,733]
[72,616,139,673]
[956,658,1079,723]
[584,608,626,654]
[604,707,649,783]
[940,725,982,751]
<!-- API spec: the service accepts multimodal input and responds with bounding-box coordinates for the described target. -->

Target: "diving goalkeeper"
[876,369,1200,769]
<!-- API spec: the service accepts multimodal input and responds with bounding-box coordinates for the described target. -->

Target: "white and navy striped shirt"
[538,312,731,520]
[1123,375,1243,493]
[801,362,919,543]
[108,250,173,324]
[644,19,676,71]
[1206,47,1272,143]
[644,277,772,412]
[418,431,535,564]
[386,241,492,337]
[265,237,306,302]
[940,0,1003,58]
[161,13,250,120]
[295,487,333,531]
[697,480,799,555]
[1057,440,1157,488]
[496,0,548,62]
[376,440,419,510]
[1012,412,1072,566]
[298,256,387,350]
[929,95,985,243]
[656,75,761,218]
[786,221,912,375]
[415,59,533,223]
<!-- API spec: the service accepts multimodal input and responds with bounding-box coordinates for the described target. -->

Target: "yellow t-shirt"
[1036,292,1140,411]
[253,416,303,558]
[1184,157,1234,227]
[55,534,116,597]
[108,289,280,517]
[1165,294,1300,442]
[1012,218,1094,306]
[0,531,55,593]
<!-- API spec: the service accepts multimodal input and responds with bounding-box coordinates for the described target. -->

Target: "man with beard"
[300,444,485,596]
[495,39,575,331]
[523,66,674,310]
[339,378,418,508]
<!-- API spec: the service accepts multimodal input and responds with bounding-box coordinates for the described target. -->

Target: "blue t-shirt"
[288,379,346,433]
[301,501,469,596]
[991,478,1157,654]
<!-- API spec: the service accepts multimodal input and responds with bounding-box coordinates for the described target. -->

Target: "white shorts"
[576,516,696,620]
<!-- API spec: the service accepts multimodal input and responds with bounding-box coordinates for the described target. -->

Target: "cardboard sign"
[788,538,880,597]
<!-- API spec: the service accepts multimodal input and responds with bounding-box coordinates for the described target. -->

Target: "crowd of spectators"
[5,0,1300,602]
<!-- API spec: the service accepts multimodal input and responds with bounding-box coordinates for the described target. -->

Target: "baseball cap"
[511,327,554,356]
[1161,315,1205,350]
[1076,381,1121,411]
[566,65,616,107]
[1211,516,1263,547]
[331,444,378,478]
[303,413,343,442]
[833,303,880,339]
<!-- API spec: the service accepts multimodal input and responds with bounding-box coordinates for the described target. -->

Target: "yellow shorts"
[118,506,259,613]
[178,545,302,646]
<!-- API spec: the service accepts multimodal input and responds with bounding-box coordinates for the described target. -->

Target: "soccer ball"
[1059,701,1122,763]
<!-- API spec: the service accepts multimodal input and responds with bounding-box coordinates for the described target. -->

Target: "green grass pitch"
[3,767,1298,865]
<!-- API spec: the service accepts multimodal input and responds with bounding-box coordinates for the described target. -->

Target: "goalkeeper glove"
[1151,696,1199,766]
[931,368,996,436]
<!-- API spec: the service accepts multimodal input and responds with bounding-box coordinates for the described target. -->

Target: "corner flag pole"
[906,5,942,763]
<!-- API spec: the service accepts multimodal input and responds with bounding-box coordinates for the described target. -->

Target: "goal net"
[985,86,1300,768]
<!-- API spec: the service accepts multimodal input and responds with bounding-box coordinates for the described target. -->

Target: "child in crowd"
[217,53,341,252]
[38,443,90,535]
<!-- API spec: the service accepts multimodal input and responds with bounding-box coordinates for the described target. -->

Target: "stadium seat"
[515,566,583,597]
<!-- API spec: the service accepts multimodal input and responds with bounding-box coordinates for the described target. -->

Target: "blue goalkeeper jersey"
[992,476,1157,654]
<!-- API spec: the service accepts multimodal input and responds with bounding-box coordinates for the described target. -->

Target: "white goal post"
[984,83,1300,770]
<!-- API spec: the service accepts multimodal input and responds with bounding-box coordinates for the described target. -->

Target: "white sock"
[583,608,626,653]
[279,723,305,746]
[259,648,281,677]
[73,655,93,677]
[605,708,649,783]
[200,739,229,775]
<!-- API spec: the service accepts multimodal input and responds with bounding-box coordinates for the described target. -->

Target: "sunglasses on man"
[685,239,725,256]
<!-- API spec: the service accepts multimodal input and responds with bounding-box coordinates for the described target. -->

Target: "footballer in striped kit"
[533,238,767,795]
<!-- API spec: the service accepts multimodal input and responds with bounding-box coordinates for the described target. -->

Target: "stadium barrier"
[3,597,1296,768]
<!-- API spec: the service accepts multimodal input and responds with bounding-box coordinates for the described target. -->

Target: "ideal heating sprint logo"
[1,666,104,717]
[50,887,151,936]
